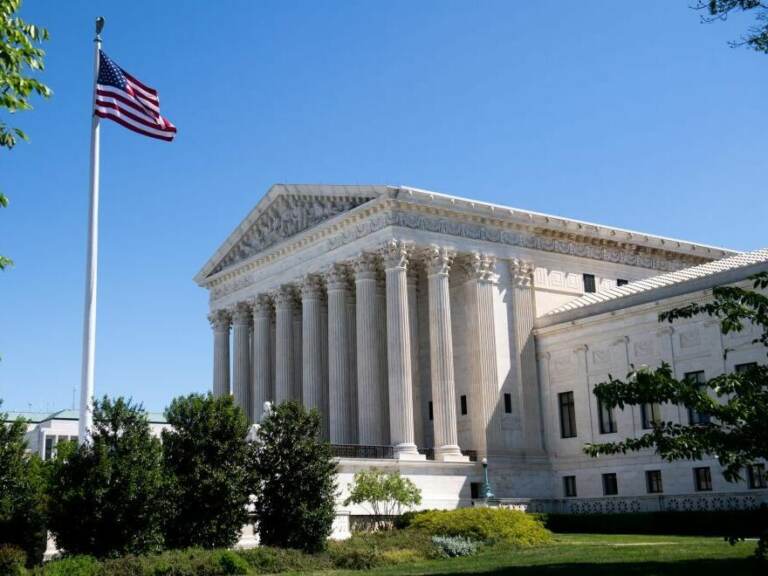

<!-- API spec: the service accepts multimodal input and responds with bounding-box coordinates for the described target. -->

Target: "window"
[428,401,433,421]
[460,395,468,416]
[735,362,757,374]
[748,464,766,489]
[646,470,663,494]
[602,473,618,496]
[685,371,711,425]
[694,467,713,491]
[470,482,482,499]
[598,399,617,434]
[641,402,662,429]
[563,476,577,497]
[504,393,512,414]
[617,278,629,287]
[558,392,577,438]
[583,273,596,293]
[44,436,55,461]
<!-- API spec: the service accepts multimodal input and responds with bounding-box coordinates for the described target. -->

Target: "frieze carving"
[213,194,374,274]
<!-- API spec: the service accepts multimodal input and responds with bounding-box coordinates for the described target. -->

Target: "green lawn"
[313,534,763,576]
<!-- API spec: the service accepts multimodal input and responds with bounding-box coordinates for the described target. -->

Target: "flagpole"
[79,17,104,445]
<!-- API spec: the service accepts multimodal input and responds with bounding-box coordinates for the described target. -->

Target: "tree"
[161,393,251,549]
[1,0,52,271]
[0,402,47,565]
[250,402,336,552]
[694,1,768,53]
[343,469,422,530]
[47,397,166,557]
[586,272,768,557]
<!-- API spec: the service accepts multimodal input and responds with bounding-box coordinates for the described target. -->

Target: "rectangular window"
[646,470,663,494]
[460,395,468,416]
[428,401,433,421]
[44,436,54,461]
[617,278,629,287]
[602,473,618,496]
[558,392,577,438]
[641,402,662,429]
[685,371,711,425]
[504,393,512,414]
[694,467,713,491]
[735,362,757,374]
[748,464,766,489]
[563,476,577,497]
[598,399,617,434]
[583,273,596,293]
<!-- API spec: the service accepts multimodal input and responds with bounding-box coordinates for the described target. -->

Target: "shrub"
[47,397,166,557]
[0,544,27,576]
[431,535,478,558]
[39,555,100,576]
[250,402,337,553]
[238,546,329,573]
[343,470,422,530]
[328,528,436,568]
[162,394,251,550]
[330,547,383,570]
[411,507,552,546]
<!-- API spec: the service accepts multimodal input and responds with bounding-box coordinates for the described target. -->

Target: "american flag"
[94,50,176,142]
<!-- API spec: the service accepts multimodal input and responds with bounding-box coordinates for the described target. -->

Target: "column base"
[434,445,470,462]
[394,443,426,461]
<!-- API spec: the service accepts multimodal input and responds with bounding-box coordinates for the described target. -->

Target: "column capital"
[208,308,231,331]
[382,239,411,271]
[326,263,352,292]
[232,301,253,325]
[424,245,455,277]
[462,252,499,284]
[253,294,273,318]
[352,252,380,281]
[300,274,324,300]
[274,284,299,309]
[510,258,534,288]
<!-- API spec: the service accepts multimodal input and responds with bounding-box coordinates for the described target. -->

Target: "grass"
[310,533,763,576]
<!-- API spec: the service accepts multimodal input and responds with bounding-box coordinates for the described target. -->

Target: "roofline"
[535,258,768,330]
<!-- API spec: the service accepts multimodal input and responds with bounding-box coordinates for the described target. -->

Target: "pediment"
[198,184,386,281]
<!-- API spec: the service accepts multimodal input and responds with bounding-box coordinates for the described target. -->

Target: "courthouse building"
[195,184,767,512]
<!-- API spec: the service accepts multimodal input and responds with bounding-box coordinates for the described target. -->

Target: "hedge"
[538,508,768,538]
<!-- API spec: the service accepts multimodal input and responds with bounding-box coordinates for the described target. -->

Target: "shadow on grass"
[419,558,762,576]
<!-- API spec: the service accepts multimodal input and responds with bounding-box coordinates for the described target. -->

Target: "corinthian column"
[232,302,253,420]
[510,258,545,455]
[301,275,324,414]
[383,240,423,460]
[274,285,297,404]
[327,264,354,444]
[354,253,385,445]
[425,246,468,462]
[463,253,502,456]
[407,266,424,448]
[252,294,273,422]
[209,309,231,399]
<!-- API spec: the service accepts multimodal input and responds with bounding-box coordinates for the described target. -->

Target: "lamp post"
[481,457,495,500]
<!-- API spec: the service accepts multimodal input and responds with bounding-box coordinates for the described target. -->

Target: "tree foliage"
[343,469,422,530]
[585,272,768,484]
[1,0,52,270]
[250,401,337,553]
[0,401,47,565]
[161,393,251,549]
[695,1,768,53]
[46,397,166,557]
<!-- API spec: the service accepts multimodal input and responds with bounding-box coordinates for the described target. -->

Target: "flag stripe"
[95,89,160,123]
[95,108,176,141]
[94,99,175,134]
[123,71,158,96]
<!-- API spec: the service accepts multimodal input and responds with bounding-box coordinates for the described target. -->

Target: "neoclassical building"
[196,184,767,511]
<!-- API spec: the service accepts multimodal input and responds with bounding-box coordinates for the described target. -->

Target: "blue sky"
[1,1,765,412]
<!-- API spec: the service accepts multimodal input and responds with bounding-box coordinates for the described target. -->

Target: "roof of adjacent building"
[3,408,167,424]
[537,247,768,328]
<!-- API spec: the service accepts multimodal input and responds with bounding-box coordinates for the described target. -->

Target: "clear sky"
[1,1,765,412]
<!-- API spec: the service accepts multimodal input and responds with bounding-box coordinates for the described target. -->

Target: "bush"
[329,547,383,570]
[250,402,337,553]
[411,508,552,546]
[343,470,422,530]
[47,397,166,557]
[431,535,478,558]
[328,528,436,568]
[238,546,329,573]
[162,394,251,550]
[38,555,100,576]
[0,544,27,576]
